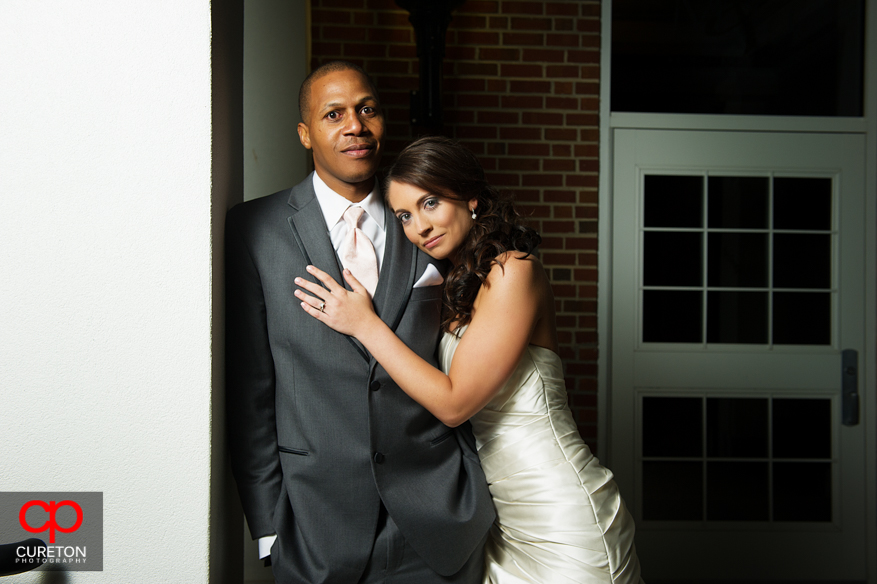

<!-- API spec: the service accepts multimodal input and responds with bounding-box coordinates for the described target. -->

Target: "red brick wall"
[311,0,602,450]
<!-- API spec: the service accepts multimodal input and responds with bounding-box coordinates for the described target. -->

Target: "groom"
[225,61,494,583]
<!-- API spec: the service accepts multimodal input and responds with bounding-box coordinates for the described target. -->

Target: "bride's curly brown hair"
[385,136,542,332]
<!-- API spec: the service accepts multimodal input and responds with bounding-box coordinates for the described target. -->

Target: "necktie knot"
[343,205,365,228]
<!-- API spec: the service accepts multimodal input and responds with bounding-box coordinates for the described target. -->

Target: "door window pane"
[707,398,768,457]
[644,175,703,228]
[707,461,769,521]
[708,177,769,229]
[642,174,834,346]
[708,233,768,287]
[707,291,768,344]
[644,232,702,286]
[773,462,832,522]
[643,461,703,521]
[774,177,832,230]
[773,292,831,345]
[641,396,833,523]
[643,291,702,343]
[643,396,703,457]
[773,234,831,289]
[773,398,831,459]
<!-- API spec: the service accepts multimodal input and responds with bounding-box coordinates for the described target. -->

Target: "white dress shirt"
[312,172,386,272]
[258,173,387,560]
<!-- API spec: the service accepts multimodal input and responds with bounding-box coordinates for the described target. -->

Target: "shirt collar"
[312,172,385,231]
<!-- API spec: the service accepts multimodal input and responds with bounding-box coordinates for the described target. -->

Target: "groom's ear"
[298,122,312,150]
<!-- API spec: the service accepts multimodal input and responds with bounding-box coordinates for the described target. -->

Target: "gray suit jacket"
[226,174,494,583]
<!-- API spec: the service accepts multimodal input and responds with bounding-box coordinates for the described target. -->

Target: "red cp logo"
[19,500,83,543]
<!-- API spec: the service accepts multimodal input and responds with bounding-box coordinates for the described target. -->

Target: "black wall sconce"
[395,0,465,135]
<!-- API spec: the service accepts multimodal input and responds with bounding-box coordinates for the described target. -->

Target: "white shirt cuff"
[258,535,277,559]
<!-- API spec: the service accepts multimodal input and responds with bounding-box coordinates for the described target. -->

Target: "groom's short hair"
[298,60,380,122]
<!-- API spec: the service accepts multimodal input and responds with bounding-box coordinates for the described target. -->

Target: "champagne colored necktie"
[340,206,379,296]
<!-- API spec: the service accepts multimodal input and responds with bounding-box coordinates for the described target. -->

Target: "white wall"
[244,0,309,201]
[0,1,230,582]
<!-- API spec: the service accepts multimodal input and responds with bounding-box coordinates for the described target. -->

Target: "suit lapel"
[373,203,415,332]
[287,179,345,287]
[286,175,368,360]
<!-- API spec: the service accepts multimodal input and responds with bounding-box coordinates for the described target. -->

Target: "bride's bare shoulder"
[486,251,548,288]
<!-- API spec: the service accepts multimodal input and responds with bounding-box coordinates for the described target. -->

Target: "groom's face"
[297,69,384,201]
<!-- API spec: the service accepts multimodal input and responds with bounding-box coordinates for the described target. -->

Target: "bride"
[295,136,644,584]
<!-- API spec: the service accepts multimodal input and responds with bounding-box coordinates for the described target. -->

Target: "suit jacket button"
[370,380,381,391]
[373,452,385,464]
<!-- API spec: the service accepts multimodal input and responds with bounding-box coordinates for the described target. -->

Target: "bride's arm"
[295,256,545,426]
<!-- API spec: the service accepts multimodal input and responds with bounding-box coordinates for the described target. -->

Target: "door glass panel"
[641,396,833,522]
[707,291,768,343]
[643,461,703,521]
[611,0,865,116]
[707,398,767,457]
[774,177,833,230]
[773,292,831,345]
[643,290,702,343]
[773,234,831,289]
[773,398,831,459]
[773,462,832,521]
[644,175,703,227]
[708,176,769,229]
[642,174,834,346]
[644,232,702,286]
[643,396,702,457]
[708,233,768,287]
[707,461,769,521]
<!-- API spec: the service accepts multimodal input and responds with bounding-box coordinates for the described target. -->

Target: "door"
[610,129,867,581]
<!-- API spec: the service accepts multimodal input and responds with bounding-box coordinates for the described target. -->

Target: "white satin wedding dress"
[440,327,644,584]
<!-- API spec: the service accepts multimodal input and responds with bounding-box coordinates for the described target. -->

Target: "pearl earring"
[471,209,477,220]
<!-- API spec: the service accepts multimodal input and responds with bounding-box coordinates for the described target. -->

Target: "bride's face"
[388,180,477,264]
